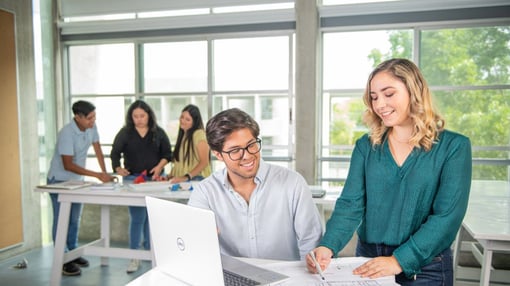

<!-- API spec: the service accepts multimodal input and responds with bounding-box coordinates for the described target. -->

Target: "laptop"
[145,196,290,286]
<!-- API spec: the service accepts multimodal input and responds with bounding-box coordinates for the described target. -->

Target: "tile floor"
[0,245,501,286]
[0,245,151,286]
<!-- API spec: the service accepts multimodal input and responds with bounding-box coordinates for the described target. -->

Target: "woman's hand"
[168,176,187,184]
[115,167,130,177]
[353,255,402,278]
[306,246,333,274]
[150,166,163,180]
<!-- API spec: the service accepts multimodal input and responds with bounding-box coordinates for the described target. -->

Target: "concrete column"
[295,0,319,184]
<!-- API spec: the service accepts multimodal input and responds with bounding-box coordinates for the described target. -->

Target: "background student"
[47,100,115,276]
[188,108,322,261]
[307,58,472,285]
[110,100,172,273]
[168,104,211,183]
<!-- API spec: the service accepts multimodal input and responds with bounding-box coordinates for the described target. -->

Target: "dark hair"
[173,104,205,164]
[72,100,96,116]
[206,108,260,153]
[125,100,158,133]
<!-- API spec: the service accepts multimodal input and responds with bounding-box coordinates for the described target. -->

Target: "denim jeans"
[356,239,454,286]
[124,175,152,250]
[48,177,83,251]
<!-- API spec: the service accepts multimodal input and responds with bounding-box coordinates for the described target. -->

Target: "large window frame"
[62,32,296,172]
[319,22,510,186]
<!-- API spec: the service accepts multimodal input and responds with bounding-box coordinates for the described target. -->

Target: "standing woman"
[307,58,472,285]
[168,104,211,183]
[110,100,172,273]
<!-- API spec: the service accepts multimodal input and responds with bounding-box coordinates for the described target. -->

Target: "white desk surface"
[35,183,340,205]
[34,183,191,200]
[454,180,510,286]
[462,180,510,241]
[127,257,398,286]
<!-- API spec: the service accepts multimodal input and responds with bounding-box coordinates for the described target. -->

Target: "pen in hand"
[309,250,326,281]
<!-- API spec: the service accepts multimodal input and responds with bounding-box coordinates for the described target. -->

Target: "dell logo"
[176,237,185,251]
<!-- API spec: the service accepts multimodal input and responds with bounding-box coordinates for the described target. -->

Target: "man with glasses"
[188,108,322,261]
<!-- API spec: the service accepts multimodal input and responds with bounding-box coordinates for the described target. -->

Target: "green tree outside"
[330,26,510,180]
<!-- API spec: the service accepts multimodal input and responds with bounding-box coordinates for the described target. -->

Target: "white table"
[35,185,192,286]
[453,180,510,286]
[127,257,399,286]
[36,184,339,285]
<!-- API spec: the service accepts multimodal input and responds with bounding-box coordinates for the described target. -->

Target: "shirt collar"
[71,118,84,134]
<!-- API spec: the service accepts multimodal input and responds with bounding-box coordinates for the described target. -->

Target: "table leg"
[452,227,464,281]
[100,205,110,266]
[50,200,72,286]
[479,248,493,286]
[316,204,326,233]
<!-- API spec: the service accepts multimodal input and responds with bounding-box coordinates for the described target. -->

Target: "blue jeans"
[124,175,151,250]
[356,239,453,286]
[48,177,83,251]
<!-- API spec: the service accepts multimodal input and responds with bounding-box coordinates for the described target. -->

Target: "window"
[321,30,412,185]
[69,44,135,95]
[213,36,289,91]
[66,35,295,172]
[143,41,208,93]
[321,26,510,186]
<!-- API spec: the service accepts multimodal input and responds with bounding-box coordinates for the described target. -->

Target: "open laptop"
[145,196,290,286]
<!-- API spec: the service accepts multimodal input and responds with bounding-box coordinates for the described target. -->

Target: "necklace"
[390,132,412,144]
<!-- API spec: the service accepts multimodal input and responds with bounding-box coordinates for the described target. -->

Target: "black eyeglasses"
[221,138,262,161]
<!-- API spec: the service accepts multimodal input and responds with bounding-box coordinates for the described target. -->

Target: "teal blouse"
[320,130,472,278]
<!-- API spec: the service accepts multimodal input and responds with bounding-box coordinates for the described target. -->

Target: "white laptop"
[145,196,290,286]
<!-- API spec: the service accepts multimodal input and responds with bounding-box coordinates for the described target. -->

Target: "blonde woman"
[308,58,472,285]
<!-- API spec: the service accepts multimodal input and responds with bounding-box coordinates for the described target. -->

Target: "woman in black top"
[111,100,172,273]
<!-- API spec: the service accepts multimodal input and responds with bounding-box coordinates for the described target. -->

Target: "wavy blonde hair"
[362,58,444,151]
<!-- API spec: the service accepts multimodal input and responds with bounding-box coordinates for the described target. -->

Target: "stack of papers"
[37,180,93,190]
[268,257,398,286]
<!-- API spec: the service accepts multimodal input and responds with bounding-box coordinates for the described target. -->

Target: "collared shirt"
[188,160,323,261]
[48,120,100,181]
[320,130,472,278]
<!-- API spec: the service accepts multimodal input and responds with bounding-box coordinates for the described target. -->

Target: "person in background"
[47,100,115,276]
[307,58,472,285]
[110,99,172,274]
[168,104,211,183]
[188,108,322,261]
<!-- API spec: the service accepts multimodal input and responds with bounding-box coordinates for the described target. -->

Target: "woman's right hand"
[115,167,130,177]
[306,246,333,273]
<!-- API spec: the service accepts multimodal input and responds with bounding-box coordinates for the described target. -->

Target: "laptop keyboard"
[223,269,261,286]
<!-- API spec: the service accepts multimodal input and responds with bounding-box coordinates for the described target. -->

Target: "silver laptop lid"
[145,196,225,286]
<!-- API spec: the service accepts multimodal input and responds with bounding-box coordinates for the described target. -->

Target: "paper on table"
[89,182,119,190]
[37,180,93,190]
[266,257,398,286]
[128,181,174,192]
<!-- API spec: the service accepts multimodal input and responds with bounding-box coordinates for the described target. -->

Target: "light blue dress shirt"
[47,120,100,181]
[188,160,323,261]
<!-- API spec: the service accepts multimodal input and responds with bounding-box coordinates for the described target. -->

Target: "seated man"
[188,108,322,261]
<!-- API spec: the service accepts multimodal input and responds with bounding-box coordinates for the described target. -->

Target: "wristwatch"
[184,173,192,181]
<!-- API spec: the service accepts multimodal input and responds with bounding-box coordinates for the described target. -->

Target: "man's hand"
[306,246,333,274]
[97,172,116,183]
